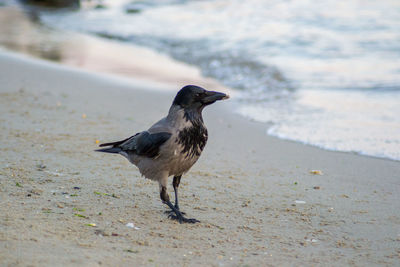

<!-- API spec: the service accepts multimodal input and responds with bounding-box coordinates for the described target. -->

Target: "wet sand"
[0,49,399,266]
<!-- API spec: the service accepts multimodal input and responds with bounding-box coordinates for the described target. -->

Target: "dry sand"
[0,50,399,266]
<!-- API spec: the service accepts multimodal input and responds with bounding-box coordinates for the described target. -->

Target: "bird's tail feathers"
[95,147,122,154]
[98,135,135,147]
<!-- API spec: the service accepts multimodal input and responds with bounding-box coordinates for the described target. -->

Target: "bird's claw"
[164,209,186,215]
[168,214,200,224]
[164,204,185,215]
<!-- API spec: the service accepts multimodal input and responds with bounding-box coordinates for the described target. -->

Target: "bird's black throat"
[177,109,208,159]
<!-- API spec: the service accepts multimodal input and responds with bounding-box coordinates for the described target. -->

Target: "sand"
[0,50,399,267]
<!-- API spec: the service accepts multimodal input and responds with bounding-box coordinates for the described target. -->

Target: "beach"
[0,48,399,266]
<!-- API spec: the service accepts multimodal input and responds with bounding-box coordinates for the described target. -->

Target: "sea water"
[22,0,400,160]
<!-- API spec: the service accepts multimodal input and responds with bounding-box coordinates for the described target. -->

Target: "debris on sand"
[310,170,323,175]
[126,222,140,230]
[74,213,88,219]
[124,249,139,253]
[94,191,120,198]
[94,229,110,236]
[36,163,46,171]
[241,200,251,207]
[28,189,42,195]
[73,208,85,212]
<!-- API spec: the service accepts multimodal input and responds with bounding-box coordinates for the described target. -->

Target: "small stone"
[29,189,43,195]
[36,164,46,171]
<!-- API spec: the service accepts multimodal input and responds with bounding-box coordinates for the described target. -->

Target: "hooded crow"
[96,85,229,223]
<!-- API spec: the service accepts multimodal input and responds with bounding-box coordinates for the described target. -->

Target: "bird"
[96,85,229,223]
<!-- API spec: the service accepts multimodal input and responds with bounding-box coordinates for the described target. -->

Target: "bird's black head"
[172,85,229,110]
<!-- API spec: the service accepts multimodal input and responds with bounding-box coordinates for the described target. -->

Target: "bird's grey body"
[126,106,207,184]
[96,85,228,223]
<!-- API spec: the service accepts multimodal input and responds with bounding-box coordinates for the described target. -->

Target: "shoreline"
[1,49,399,266]
[4,46,397,164]
[1,4,398,162]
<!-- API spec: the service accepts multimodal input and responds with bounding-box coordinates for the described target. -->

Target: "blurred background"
[1,0,399,160]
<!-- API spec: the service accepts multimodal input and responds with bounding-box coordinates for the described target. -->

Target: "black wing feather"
[102,131,171,158]
[138,132,171,157]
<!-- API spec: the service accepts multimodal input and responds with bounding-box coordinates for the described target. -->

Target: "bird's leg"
[164,175,186,214]
[172,175,182,211]
[159,182,199,224]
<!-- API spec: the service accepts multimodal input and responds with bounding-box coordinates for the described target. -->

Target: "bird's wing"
[147,117,172,134]
[119,131,172,158]
[98,134,138,147]
[98,117,173,157]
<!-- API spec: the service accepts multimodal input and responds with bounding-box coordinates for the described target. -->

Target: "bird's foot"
[164,205,186,215]
[163,200,198,223]
[168,213,200,224]
[164,210,186,215]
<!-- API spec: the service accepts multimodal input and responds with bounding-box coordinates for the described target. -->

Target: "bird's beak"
[201,91,230,105]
